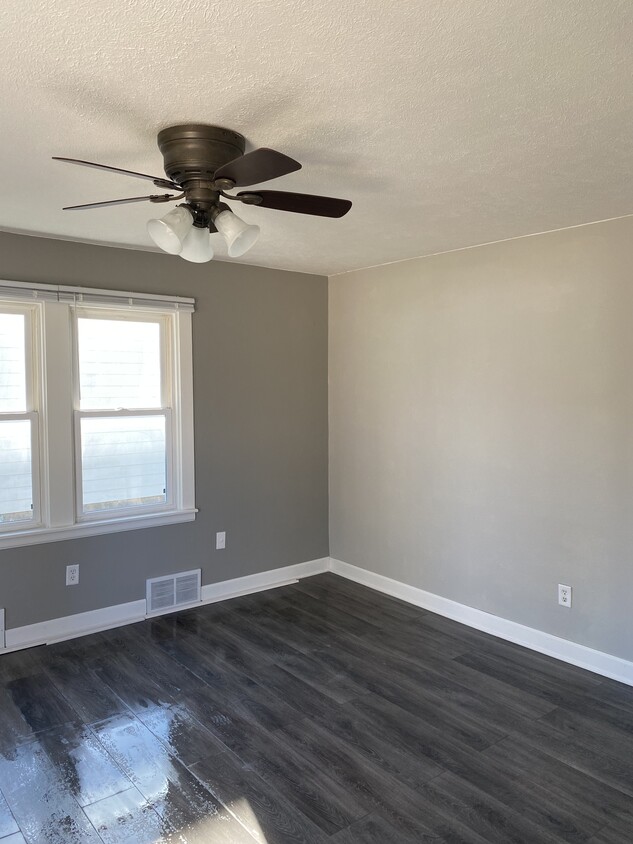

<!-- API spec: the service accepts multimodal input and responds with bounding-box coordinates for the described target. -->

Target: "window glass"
[80,412,167,514]
[0,419,33,524]
[77,318,162,410]
[0,312,26,412]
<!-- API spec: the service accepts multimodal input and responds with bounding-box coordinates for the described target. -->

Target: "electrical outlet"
[66,564,79,586]
[216,531,226,550]
[558,584,572,608]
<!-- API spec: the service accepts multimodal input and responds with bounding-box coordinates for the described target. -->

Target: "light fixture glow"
[214,209,260,258]
[147,206,193,255]
[179,225,214,263]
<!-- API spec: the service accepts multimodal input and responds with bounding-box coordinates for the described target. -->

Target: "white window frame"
[0,302,42,531]
[73,308,174,521]
[0,280,196,550]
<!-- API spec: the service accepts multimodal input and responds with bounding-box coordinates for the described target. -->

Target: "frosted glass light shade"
[147,206,193,255]
[214,209,260,257]
[179,225,214,263]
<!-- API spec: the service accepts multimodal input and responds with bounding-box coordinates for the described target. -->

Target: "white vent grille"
[146,569,201,616]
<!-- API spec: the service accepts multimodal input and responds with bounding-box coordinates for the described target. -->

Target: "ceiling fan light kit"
[212,208,260,258]
[146,205,193,254]
[54,123,352,264]
[179,223,215,263]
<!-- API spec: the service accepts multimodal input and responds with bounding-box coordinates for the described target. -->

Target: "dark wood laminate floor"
[1,573,633,843]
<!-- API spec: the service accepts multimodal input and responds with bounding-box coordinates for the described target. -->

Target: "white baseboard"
[329,557,633,687]
[1,556,329,655]
[9,553,626,688]
[200,557,329,605]
[4,599,147,653]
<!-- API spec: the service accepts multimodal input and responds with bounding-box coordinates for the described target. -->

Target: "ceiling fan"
[53,124,352,263]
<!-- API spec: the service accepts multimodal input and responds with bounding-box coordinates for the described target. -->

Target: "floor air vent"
[146,569,201,616]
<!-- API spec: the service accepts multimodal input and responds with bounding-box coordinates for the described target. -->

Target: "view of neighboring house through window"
[0,307,37,526]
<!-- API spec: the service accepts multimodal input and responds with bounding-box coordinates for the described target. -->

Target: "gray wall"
[0,232,329,629]
[329,216,633,661]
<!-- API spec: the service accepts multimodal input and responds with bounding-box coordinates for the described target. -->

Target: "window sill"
[0,508,197,550]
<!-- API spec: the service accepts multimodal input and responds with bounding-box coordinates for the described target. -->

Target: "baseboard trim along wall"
[3,599,147,653]
[3,554,632,687]
[329,557,633,687]
[1,557,329,654]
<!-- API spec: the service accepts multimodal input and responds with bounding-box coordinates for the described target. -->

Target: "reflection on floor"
[1,572,633,842]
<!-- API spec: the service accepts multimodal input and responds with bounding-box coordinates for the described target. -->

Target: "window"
[75,313,170,517]
[0,281,195,549]
[0,306,39,527]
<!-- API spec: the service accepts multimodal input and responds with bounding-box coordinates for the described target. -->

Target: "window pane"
[78,318,162,410]
[80,415,166,513]
[0,420,33,524]
[0,313,26,413]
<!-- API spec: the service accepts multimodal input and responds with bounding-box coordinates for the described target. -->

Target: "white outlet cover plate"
[216,532,226,550]
[66,565,79,586]
[558,584,572,607]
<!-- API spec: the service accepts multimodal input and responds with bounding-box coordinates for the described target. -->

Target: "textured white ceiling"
[0,1,631,275]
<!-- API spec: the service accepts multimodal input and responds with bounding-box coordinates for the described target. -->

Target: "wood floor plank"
[329,811,426,843]
[421,771,572,844]
[341,694,598,842]
[274,716,451,840]
[152,626,269,690]
[483,737,633,839]
[191,751,330,844]
[82,787,166,844]
[454,649,594,709]
[0,728,103,843]
[540,705,633,768]
[211,717,368,836]
[505,715,633,798]
[90,713,255,842]
[133,702,227,766]
[0,833,27,844]
[311,647,508,750]
[42,650,129,725]
[2,573,633,843]
[274,589,381,640]
[3,673,79,735]
[0,788,20,839]
[178,663,301,735]
[233,658,344,722]
[90,651,176,716]
[289,578,427,633]
[589,826,633,844]
[310,706,444,789]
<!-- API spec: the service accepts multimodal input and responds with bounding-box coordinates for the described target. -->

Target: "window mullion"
[42,301,76,528]
[175,311,195,511]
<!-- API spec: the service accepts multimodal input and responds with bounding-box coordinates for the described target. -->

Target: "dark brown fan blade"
[214,148,301,187]
[237,190,352,218]
[53,157,179,190]
[62,194,175,210]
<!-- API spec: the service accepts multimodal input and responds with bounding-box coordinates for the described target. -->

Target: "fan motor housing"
[157,124,245,185]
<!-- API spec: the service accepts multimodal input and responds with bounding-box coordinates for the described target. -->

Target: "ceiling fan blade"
[237,190,352,218]
[53,157,179,190]
[62,194,175,210]
[214,148,301,187]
